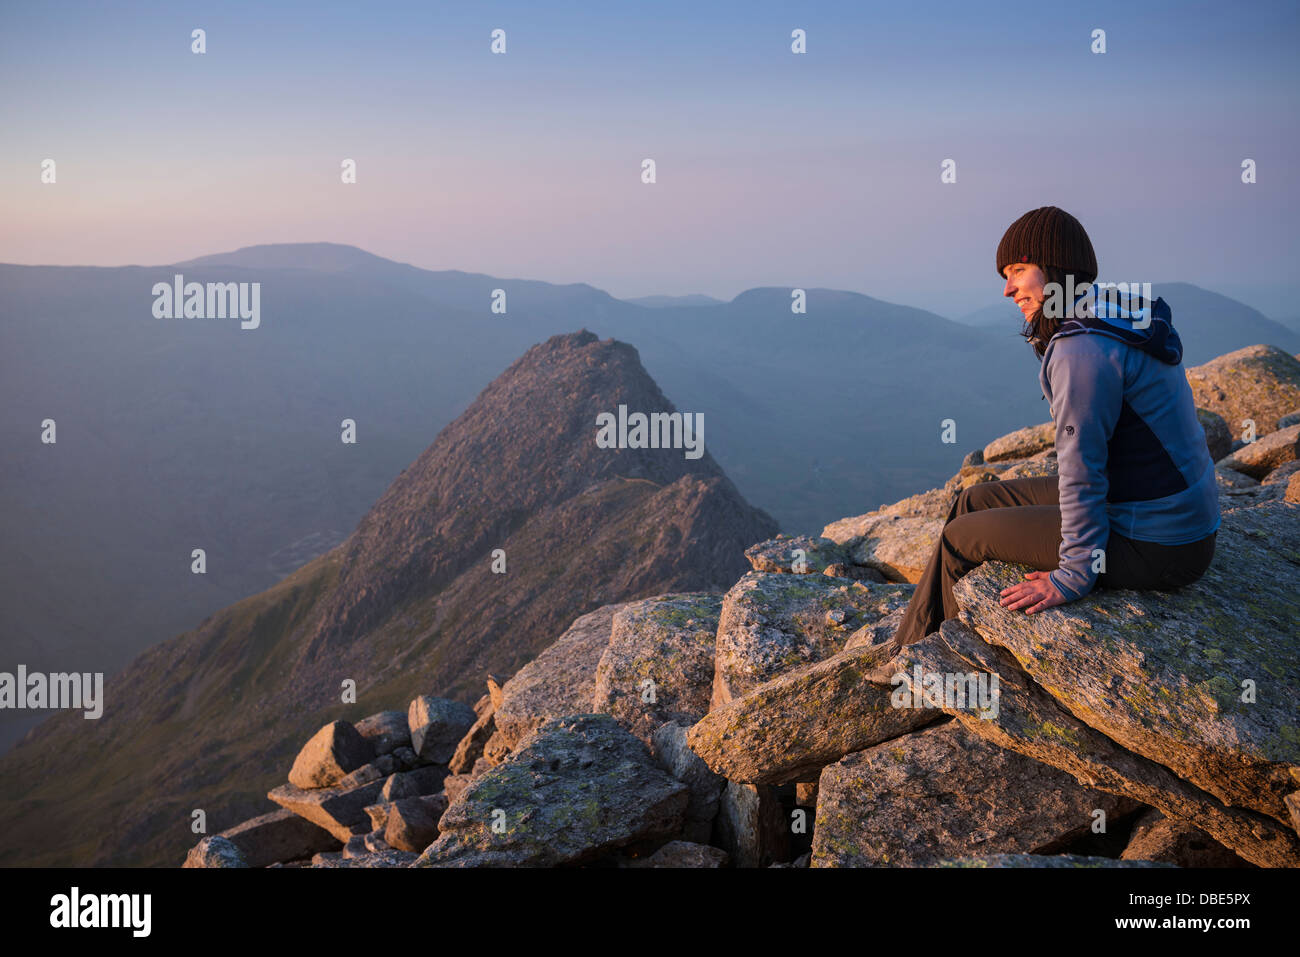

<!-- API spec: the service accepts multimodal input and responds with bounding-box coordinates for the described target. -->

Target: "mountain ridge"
[0,330,777,867]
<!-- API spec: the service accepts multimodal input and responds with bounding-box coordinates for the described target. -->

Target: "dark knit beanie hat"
[996,206,1097,285]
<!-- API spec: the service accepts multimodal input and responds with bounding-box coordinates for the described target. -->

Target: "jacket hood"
[1049,283,1183,365]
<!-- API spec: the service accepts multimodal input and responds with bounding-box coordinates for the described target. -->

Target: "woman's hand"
[999,571,1067,614]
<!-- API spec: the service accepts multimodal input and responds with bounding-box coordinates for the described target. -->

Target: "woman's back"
[1039,287,1220,547]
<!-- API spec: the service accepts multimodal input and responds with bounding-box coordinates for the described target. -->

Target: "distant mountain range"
[620,294,726,308]
[0,331,777,867]
[2,243,1296,756]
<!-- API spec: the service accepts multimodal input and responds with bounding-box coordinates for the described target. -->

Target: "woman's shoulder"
[1043,329,1125,367]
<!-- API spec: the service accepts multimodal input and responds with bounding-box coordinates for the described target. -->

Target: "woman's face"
[1002,262,1046,319]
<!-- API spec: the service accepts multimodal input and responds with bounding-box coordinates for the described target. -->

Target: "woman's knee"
[954,481,997,514]
[940,512,992,563]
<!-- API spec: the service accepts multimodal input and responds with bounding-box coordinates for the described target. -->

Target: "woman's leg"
[893,476,1061,646]
[891,474,1220,646]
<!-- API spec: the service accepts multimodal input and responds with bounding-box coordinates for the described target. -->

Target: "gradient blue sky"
[2,0,1297,320]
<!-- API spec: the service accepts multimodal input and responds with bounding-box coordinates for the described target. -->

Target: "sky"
[2,0,1297,321]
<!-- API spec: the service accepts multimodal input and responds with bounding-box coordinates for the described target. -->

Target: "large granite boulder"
[821,514,944,584]
[1218,424,1299,479]
[384,794,450,853]
[414,714,689,867]
[407,696,477,764]
[711,571,913,709]
[688,638,938,784]
[1185,344,1300,435]
[288,720,375,789]
[744,535,851,574]
[353,711,411,757]
[268,778,388,843]
[899,619,1300,867]
[592,593,721,745]
[811,721,1136,867]
[494,603,626,749]
[379,765,447,801]
[951,500,1300,828]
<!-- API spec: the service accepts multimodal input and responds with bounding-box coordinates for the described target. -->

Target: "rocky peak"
[303,329,736,658]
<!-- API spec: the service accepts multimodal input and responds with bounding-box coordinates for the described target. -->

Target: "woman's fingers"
[1001,580,1060,612]
[1001,568,1066,610]
[1002,571,1046,595]
[1029,589,1067,613]
[1001,587,1038,610]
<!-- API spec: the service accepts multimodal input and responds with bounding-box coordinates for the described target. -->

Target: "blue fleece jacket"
[1037,284,1220,601]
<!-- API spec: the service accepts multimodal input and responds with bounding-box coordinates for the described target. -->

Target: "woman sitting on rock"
[892,206,1220,647]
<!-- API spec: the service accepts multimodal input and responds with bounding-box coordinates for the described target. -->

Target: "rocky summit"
[182,341,1300,869]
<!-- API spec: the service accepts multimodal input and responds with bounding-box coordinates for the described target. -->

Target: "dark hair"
[1019,264,1074,360]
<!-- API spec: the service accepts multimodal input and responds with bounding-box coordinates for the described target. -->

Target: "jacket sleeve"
[1043,335,1124,601]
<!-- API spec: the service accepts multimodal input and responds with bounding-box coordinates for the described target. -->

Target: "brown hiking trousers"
[892,475,1218,647]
